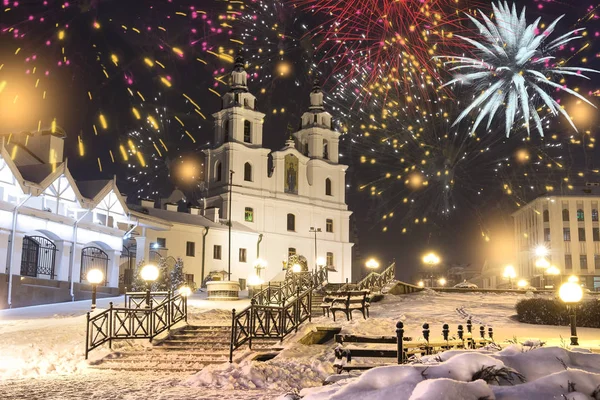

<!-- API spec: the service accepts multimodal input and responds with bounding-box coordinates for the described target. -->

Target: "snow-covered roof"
[127,204,258,234]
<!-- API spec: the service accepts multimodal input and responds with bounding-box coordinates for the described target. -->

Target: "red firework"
[290,0,485,99]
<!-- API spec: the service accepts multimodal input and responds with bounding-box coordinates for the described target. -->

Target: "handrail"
[85,292,187,359]
[229,266,326,362]
[357,262,396,292]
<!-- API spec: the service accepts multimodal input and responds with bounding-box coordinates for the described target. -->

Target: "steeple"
[309,79,324,112]
[230,52,248,92]
[293,80,341,163]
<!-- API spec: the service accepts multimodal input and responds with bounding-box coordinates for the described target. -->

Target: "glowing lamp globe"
[316,257,326,267]
[292,263,302,273]
[568,275,580,283]
[438,278,447,286]
[535,258,550,269]
[366,258,380,269]
[534,246,548,257]
[417,281,424,288]
[546,266,560,276]
[86,269,104,285]
[247,274,264,287]
[179,286,192,297]
[517,279,528,288]
[559,282,583,304]
[503,265,516,279]
[140,264,159,282]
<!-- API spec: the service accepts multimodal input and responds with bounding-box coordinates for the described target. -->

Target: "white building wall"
[514,195,600,290]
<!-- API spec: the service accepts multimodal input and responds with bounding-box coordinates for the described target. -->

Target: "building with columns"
[200,55,353,284]
[513,185,600,291]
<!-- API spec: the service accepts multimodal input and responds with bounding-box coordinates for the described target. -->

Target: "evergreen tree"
[155,257,170,291]
[170,257,186,291]
[131,259,147,292]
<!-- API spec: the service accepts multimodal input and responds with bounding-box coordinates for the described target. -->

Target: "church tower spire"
[212,51,265,147]
[293,79,341,163]
[231,53,248,92]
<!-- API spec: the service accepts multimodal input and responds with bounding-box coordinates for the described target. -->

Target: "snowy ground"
[0,289,598,399]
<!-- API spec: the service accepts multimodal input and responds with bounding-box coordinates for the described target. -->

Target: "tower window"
[186,242,195,257]
[326,219,333,233]
[326,252,334,267]
[224,120,230,142]
[579,227,586,242]
[562,209,570,221]
[325,178,332,196]
[287,213,296,231]
[239,248,247,263]
[216,161,222,182]
[592,209,599,221]
[244,120,251,143]
[543,210,549,222]
[245,207,254,222]
[244,162,252,182]
[323,139,329,160]
[577,209,584,221]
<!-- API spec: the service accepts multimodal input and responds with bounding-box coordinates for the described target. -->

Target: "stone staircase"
[90,324,282,372]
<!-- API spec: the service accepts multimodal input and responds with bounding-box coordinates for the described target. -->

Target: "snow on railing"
[85,291,187,359]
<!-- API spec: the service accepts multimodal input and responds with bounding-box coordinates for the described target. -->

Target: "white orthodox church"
[0,55,353,309]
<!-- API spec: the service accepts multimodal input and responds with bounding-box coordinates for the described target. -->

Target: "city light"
[534,245,548,257]
[517,279,528,288]
[178,286,192,297]
[292,263,302,273]
[417,281,424,287]
[422,252,440,265]
[438,277,447,287]
[366,258,380,269]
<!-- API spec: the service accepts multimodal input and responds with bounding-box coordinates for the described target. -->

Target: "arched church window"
[244,162,252,182]
[287,213,296,231]
[216,161,222,182]
[244,120,252,143]
[325,178,332,196]
[224,120,230,142]
[323,139,329,160]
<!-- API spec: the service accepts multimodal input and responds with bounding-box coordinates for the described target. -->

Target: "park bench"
[320,290,370,321]
[333,320,494,373]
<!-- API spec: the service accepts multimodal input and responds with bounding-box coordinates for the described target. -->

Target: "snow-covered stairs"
[311,292,326,317]
[91,324,284,372]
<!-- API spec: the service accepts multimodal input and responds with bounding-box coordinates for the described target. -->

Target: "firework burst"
[438,1,599,138]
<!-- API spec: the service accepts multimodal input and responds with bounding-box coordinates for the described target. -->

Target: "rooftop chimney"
[189,206,201,215]
[165,203,178,212]
[204,207,220,223]
[140,198,155,209]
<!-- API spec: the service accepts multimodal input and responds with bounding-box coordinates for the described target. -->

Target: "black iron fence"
[229,266,327,362]
[81,247,109,286]
[85,291,187,359]
[20,236,58,279]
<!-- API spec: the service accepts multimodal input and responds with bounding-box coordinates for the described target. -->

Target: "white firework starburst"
[439,1,598,137]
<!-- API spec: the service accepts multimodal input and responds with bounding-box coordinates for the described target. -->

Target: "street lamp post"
[558,281,584,346]
[546,265,560,288]
[438,277,447,287]
[422,252,440,287]
[309,227,321,272]
[86,269,104,310]
[140,264,159,308]
[503,265,516,289]
[535,258,550,288]
[228,170,235,280]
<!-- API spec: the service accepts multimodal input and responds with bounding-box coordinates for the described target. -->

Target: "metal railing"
[357,262,396,292]
[85,291,187,359]
[123,291,170,309]
[229,266,327,362]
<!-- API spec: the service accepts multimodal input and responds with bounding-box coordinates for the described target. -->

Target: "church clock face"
[284,154,298,194]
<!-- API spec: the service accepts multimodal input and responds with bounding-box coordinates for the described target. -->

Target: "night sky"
[1,0,599,281]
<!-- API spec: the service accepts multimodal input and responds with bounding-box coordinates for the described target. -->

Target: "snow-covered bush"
[516,298,600,328]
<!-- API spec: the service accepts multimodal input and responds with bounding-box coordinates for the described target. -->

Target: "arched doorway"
[80,247,109,286]
[20,236,58,279]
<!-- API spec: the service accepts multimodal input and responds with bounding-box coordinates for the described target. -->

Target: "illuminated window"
[244,207,254,222]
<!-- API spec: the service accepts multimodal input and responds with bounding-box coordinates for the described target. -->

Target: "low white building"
[513,185,600,290]
[0,129,130,308]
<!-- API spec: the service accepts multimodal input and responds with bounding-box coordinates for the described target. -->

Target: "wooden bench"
[321,290,370,321]
[333,321,494,373]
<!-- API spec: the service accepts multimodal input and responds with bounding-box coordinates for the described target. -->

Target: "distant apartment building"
[512,184,600,290]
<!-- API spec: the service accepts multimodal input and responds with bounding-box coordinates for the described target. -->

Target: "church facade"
[201,55,353,283]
